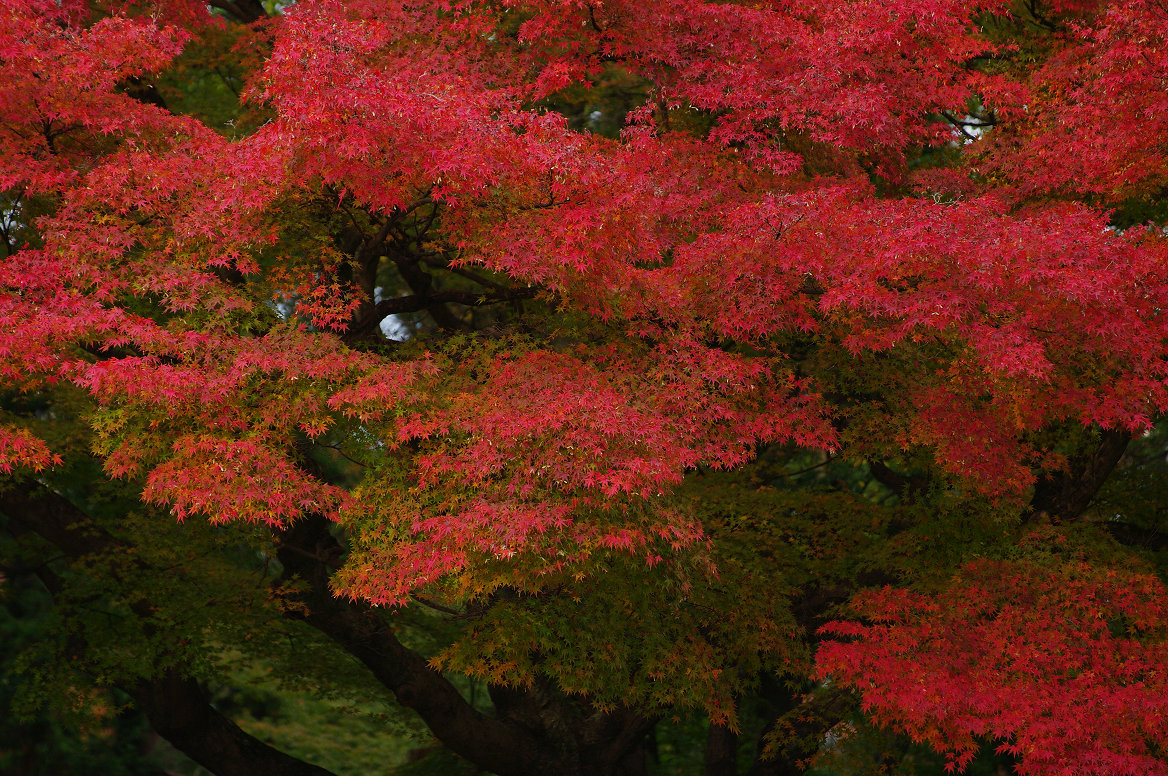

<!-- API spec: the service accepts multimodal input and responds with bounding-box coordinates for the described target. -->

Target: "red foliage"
[2,0,1168,771]
[0,425,61,473]
[818,559,1168,776]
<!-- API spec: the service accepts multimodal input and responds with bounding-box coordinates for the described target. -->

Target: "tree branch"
[1103,521,1168,551]
[391,256,472,331]
[347,283,540,341]
[705,721,739,776]
[748,687,854,776]
[867,461,929,499]
[275,514,562,776]
[208,0,269,23]
[0,486,338,776]
[130,672,337,776]
[1030,429,1131,521]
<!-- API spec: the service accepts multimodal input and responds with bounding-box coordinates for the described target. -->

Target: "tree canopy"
[2,0,1167,774]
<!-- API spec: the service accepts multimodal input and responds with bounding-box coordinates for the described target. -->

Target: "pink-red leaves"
[0,426,61,473]
[5,2,1168,765]
[143,435,352,526]
[818,560,1168,776]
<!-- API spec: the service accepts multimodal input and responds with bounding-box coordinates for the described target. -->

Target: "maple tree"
[2,0,1168,774]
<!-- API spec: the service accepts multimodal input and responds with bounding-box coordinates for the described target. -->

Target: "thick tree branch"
[486,667,656,774]
[130,672,336,776]
[208,0,269,23]
[392,255,472,331]
[347,283,540,341]
[592,708,659,773]
[422,256,511,291]
[748,687,854,776]
[0,487,338,776]
[123,76,168,110]
[1,487,122,559]
[275,515,562,776]
[867,461,929,499]
[1030,429,1131,521]
[373,287,541,319]
[706,721,739,776]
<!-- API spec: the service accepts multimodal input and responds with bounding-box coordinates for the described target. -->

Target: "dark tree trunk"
[1030,429,1130,521]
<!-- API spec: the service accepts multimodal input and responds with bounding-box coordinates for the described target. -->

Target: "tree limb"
[748,687,854,776]
[0,486,338,776]
[1030,429,1130,521]
[208,0,269,23]
[867,461,929,500]
[346,283,540,341]
[130,671,337,776]
[275,514,563,776]
[706,721,739,776]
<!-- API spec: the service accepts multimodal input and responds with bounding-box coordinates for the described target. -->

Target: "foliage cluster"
[2,0,1168,774]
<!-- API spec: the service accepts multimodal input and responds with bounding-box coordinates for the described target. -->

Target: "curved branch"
[132,672,336,776]
[867,460,929,499]
[275,515,562,776]
[1030,429,1130,521]
[373,287,541,318]
[748,687,854,776]
[208,0,269,23]
[0,487,337,776]
[347,284,541,341]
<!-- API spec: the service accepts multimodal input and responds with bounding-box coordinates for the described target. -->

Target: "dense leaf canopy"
[1,0,1167,774]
